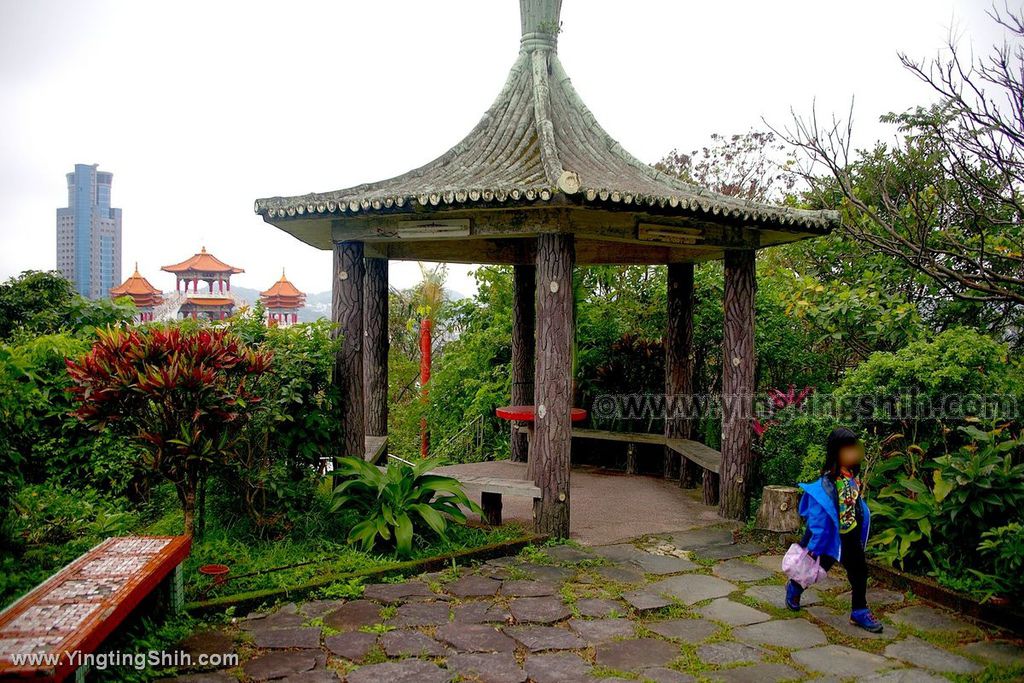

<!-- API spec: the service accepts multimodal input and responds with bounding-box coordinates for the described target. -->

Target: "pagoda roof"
[260,271,305,299]
[254,0,836,264]
[162,247,244,275]
[110,265,163,298]
[183,297,235,307]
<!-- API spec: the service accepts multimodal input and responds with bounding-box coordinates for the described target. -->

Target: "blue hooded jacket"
[797,475,870,561]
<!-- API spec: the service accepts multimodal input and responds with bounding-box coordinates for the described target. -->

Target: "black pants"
[799,528,868,610]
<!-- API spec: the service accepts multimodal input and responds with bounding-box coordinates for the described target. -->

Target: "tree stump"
[754,485,802,532]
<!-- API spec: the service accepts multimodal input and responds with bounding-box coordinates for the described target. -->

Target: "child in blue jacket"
[786,427,882,633]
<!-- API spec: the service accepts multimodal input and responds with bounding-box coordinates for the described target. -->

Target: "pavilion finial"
[520,0,561,51]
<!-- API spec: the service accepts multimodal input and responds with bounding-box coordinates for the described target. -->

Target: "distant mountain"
[213,286,467,323]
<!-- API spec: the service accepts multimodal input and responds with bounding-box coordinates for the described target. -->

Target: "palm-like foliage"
[330,455,480,557]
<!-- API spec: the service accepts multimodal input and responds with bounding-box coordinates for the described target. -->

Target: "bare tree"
[778,4,1024,308]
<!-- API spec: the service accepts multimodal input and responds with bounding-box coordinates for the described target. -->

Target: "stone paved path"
[167,527,1024,682]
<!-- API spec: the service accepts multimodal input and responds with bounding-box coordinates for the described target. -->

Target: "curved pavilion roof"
[110,265,164,307]
[162,247,244,275]
[255,0,836,265]
[260,270,306,308]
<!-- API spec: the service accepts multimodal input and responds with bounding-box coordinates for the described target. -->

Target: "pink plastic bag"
[781,543,827,588]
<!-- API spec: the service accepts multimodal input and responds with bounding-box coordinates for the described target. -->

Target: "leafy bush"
[836,328,1024,453]
[66,325,273,536]
[212,313,341,535]
[754,406,832,489]
[868,425,1024,596]
[330,456,480,557]
[974,523,1024,599]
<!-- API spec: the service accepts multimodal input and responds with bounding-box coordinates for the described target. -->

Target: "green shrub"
[755,406,832,489]
[974,523,1024,599]
[836,328,1024,453]
[868,425,1024,588]
[330,455,481,557]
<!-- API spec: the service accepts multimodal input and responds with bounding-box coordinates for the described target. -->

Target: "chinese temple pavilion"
[261,270,305,326]
[162,248,244,320]
[254,0,836,536]
[161,247,243,294]
[109,264,164,322]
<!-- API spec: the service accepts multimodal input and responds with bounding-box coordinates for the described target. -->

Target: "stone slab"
[645,617,718,642]
[435,623,517,653]
[711,559,774,582]
[751,554,785,574]
[962,639,1024,667]
[505,625,586,652]
[324,632,377,662]
[446,574,502,598]
[644,574,738,605]
[888,606,975,634]
[838,587,905,607]
[322,601,382,632]
[451,601,511,624]
[641,668,696,683]
[251,626,321,649]
[574,598,625,618]
[380,629,448,657]
[734,618,827,648]
[345,659,450,683]
[541,545,595,563]
[806,606,895,640]
[691,542,764,561]
[362,581,434,604]
[594,564,647,585]
[501,580,557,597]
[629,553,697,575]
[390,601,450,627]
[279,671,339,682]
[517,563,574,583]
[298,600,344,619]
[523,652,591,683]
[791,644,892,678]
[241,611,305,632]
[242,651,318,681]
[884,636,982,674]
[859,671,954,683]
[622,588,673,612]
[697,598,770,626]
[508,596,571,624]
[594,638,680,671]
[696,641,765,665]
[666,528,735,550]
[743,583,819,610]
[567,617,635,644]
[706,663,803,683]
[176,630,235,666]
[446,652,526,683]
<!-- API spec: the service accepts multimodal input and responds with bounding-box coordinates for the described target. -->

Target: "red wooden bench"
[0,535,191,682]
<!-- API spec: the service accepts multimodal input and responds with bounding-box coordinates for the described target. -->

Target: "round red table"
[496,405,587,479]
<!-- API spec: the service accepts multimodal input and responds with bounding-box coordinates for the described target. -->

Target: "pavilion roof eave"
[255,3,838,249]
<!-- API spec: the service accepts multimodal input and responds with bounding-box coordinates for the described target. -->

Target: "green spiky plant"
[330,455,481,557]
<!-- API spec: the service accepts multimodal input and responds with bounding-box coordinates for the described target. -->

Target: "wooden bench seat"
[570,428,723,505]
[0,535,191,682]
[456,475,541,525]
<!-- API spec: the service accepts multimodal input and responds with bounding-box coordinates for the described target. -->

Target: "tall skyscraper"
[56,163,122,299]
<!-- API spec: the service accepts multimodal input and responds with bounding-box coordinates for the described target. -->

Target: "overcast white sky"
[0,0,1008,296]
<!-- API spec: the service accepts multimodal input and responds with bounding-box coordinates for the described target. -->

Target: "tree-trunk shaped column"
[364,257,389,439]
[510,264,536,463]
[665,263,697,485]
[532,234,574,538]
[333,241,365,473]
[719,249,756,518]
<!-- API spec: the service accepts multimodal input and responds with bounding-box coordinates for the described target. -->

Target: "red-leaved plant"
[66,326,272,537]
[753,384,815,437]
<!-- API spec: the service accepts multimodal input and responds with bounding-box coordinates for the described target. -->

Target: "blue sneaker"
[785,579,803,611]
[850,608,884,633]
